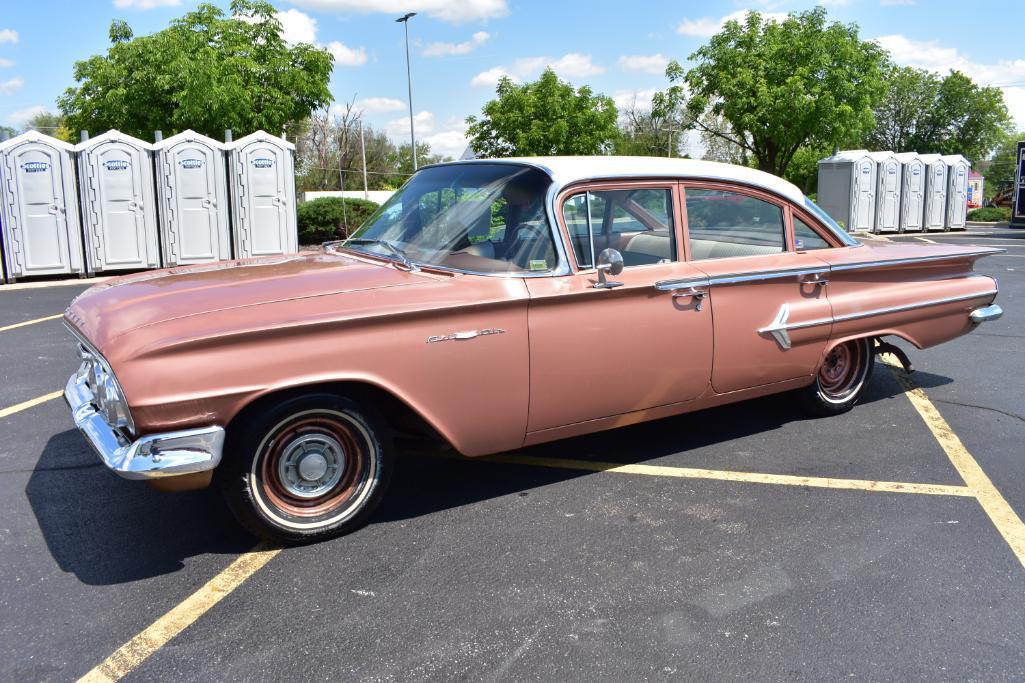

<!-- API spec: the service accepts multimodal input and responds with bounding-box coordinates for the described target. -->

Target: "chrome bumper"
[64,372,225,480]
[970,304,1003,324]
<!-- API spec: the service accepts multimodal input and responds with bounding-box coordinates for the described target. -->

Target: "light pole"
[396,12,418,171]
[667,128,682,158]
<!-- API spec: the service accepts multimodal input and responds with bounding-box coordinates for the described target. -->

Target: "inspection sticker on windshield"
[529,260,547,271]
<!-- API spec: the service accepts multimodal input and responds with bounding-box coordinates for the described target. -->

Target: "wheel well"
[226,381,449,451]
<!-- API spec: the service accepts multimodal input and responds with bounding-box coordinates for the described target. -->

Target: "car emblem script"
[426,328,506,344]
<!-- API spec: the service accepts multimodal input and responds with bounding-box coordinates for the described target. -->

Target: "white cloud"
[876,34,1025,127]
[276,8,318,45]
[112,0,181,8]
[6,104,48,126]
[0,77,24,96]
[677,9,788,38]
[287,0,507,23]
[326,41,368,66]
[612,88,661,113]
[0,58,14,68]
[381,110,467,158]
[423,31,489,57]
[618,54,669,75]
[0,29,17,45]
[386,110,435,139]
[471,53,604,87]
[355,96,406,114]
[422,126,469,159]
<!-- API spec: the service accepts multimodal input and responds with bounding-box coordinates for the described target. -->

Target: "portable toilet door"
[76,130,160,274]
[895,152,925,232]
[919,154,947,231]
[870,151,901,233]
[816,149,875,232]
[228,131,297,258]
[941,154,970,230]
[154,130,230,266]
[0,131,84,281]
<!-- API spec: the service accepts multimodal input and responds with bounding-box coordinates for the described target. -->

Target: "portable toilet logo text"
[252,157,274,168]
[103,160,130,171]
[20,161,50,173]
[180,158,205,169]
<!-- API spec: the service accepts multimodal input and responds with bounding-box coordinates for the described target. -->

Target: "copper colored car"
[63,157,1004,543]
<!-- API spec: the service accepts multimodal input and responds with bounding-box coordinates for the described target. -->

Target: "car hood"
[65,251,437,349]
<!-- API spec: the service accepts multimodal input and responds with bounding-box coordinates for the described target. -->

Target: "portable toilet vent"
[869,151,902,233]
[227,131,297,258]
[816,150,877,232]
[918,154,948,231]
[76,130,160,274]
[154,130,230,266]
[0,131,85,282]
[894,152,925,232]
[941,154,970,230]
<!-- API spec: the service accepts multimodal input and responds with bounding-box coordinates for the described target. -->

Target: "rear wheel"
[218,394,393,544]
[798,338,874,416]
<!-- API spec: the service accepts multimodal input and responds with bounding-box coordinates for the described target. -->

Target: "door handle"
[670,287,707,311]
[799,273,829,287]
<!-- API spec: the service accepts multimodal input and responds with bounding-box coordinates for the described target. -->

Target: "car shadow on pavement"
[25,429,253,586]
[376,367,954,524]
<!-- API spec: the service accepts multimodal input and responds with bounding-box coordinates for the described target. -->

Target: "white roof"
[868,150,898,161]
[74,129,155,151]
[227,130,295,151]
[939,153,970,166]
[918,153,943,164]
[152,129,227,150]
[0,129,77,152]
[472,156,807,205]
[893,152,921,163]
[819,149,873,164]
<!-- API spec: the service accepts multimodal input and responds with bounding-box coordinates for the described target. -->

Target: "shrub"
[967,206,1011,222]
[297,197,380,244]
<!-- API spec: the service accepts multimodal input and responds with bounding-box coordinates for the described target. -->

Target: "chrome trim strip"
[64,370,224,479]
[830,249,1006,272]
[758,289,999,349]
[654,276,711,292]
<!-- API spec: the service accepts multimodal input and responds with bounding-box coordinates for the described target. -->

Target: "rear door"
[5,141,74,275]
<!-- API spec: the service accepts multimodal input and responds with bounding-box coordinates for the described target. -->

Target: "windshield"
[803,196,861,247]
[344,163,558,274]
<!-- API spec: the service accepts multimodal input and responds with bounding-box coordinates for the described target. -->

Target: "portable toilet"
[816,150,878,232]
[76,130,160,274]
[918,153,948,231]
[869,151,902,233]
[895,152,926,232]
[154,130,231,266]
[941,154,970,230]
[227,131,297,258]
[0,131,85,282]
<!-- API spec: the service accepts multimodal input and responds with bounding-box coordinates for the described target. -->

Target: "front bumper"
[64,371,225,480]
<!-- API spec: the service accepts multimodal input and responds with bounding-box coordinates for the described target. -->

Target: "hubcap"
[277,434,346,499]
[818,340,866,400]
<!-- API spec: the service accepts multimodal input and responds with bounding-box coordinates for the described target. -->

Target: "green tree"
[658,8,887,177]
[58,0,333,140]
[22,111,73,142]
[0,125,15,140]
[867,67,1011,160]
[982,130,1023,199]
[614,97,686,157]
[466,68,618,156]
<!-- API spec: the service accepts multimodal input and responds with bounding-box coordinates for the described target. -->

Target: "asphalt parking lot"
[2,225,1024,681]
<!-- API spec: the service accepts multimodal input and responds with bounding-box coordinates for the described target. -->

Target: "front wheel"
[218,394,394,544]
[798,338,874,417]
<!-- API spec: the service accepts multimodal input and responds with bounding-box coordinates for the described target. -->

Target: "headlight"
[77,343,136,435]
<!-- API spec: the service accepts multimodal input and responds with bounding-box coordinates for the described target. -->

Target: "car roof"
[447,156,807,205]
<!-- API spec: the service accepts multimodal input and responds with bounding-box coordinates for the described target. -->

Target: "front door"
[876,159,900,231]
[168,140,226,263]
[94,142,150,268]
[238,141,290,256]
[5,141,73,275]
[853,160,875,231]
[526,184,713,433]
[682,183,834,394]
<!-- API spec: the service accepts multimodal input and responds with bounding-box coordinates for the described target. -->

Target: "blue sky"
[1,0,1023,158]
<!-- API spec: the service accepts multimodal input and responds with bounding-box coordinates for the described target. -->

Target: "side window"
[685,188,785,260]
[562,188,676,268]
[793,216,832,251]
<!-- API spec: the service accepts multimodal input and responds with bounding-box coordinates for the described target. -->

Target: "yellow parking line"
[79,544,281,682]
[0,313,63,333]
[479,453,974,497]
[0,390,64,419]
[885,359,1025,570]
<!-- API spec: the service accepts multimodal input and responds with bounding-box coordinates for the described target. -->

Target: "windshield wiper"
[336,238,419,272]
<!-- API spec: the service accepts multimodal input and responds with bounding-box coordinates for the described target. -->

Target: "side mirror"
[594,248,624,289]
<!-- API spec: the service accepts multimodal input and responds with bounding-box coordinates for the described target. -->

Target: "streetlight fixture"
[396,12,418,171]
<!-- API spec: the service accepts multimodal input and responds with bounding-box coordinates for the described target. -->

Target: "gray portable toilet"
[919,154,948,231]
[941,154,970,230]
[870,151,902,233]
[227,131,297,258]
[895,152,926,232]
[816,150,877,232]
[76,130,160,274]
[154,130,231,266]
[0,131,85,282]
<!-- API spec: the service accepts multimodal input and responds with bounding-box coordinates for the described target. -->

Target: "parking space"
[2,226,1023,680]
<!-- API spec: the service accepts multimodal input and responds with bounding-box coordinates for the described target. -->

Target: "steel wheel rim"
[818,340,866,402]
[258,414,370,518]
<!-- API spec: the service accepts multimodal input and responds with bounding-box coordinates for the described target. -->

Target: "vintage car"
[64,157,1004,543]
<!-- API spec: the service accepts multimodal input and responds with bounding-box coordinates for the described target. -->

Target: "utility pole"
[396,12,418,171]
[360,120,369,200]
[667,128,681,158]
